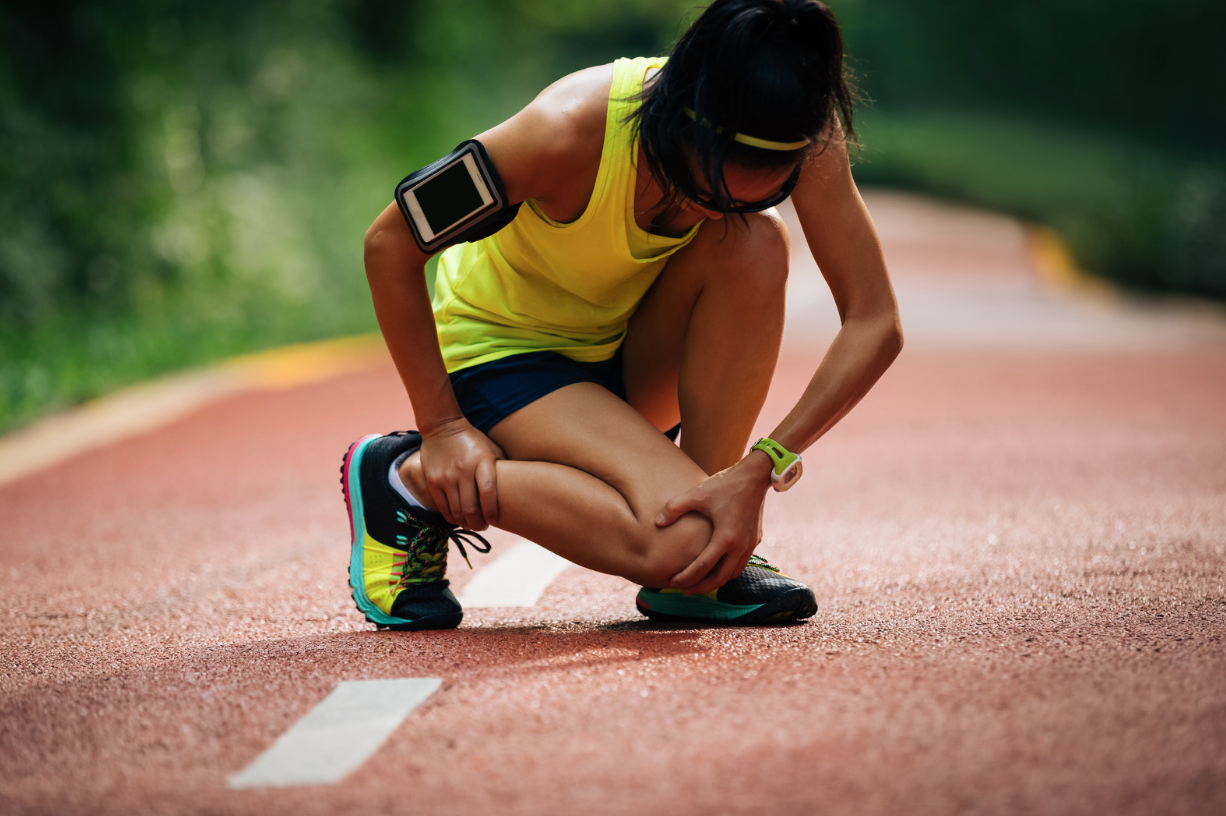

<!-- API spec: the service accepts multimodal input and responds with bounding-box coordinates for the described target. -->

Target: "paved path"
[2,190,1224,815]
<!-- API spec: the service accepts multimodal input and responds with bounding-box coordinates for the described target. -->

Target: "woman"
[344,0,902,629]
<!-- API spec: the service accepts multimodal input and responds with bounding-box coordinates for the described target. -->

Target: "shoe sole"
[340,435,463,631]
[636,586,817,625]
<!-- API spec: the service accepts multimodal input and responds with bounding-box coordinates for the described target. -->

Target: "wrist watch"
[751,437,803,492]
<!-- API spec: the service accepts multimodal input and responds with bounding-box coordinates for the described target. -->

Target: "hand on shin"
[420,419,505,531]
[396,452,439,513]
[656,455,771,595]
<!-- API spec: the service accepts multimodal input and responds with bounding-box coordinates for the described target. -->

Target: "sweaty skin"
[363,63,902,594]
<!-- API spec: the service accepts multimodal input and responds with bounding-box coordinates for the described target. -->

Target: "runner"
[342,0,902,629]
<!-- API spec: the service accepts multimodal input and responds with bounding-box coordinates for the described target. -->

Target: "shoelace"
[446,527,492,569]
[396,509,492,572]
[747,553,781,574]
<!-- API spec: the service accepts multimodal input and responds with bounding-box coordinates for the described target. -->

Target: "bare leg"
[622,211,790,473]
[403,383,713,587]
[400,212,790,585]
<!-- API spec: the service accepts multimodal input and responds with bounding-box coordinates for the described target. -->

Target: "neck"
[633,146,703,237]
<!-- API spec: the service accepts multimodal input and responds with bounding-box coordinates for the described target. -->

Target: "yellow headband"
[683,107,811,151]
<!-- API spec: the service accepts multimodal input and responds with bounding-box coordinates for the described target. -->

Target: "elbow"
[363,219,415,286]
[364,210,430,285]
[363,222,392,273]
[878,284,904,357]
[885,308,904,360]
[857,298,903,363]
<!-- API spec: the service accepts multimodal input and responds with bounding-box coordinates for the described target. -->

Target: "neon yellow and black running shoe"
[341,431,490,630]
[635,554,817,625]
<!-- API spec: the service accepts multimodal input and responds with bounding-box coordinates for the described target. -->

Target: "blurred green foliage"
[0,0,694,431]
[837,0,1226,154]
[1,0,1223,432]
[853,110,1226,296]
[836,0,1226,298]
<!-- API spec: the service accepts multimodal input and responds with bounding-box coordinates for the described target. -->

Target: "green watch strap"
[751,437,799,476]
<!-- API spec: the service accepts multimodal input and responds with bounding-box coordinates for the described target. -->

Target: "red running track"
[1,192,1225,815]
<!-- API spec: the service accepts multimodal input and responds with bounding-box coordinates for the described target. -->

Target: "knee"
[617,514,712,588]
[744,208,791,259]
[706,211,790,303]
[742,210,790,288]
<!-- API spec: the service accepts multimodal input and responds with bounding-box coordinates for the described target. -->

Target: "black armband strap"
[394,139,522,255]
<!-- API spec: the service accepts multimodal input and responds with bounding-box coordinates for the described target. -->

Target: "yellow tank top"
[432,56,701,373]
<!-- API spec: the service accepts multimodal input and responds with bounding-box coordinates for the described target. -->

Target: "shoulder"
[532,63,616,137]
[475,64,616,203]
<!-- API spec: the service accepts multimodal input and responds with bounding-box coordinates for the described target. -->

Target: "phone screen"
[413,158,488,237]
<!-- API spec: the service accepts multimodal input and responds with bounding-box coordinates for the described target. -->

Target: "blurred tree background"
[1,0,1223,432]
[838,0,1226,298]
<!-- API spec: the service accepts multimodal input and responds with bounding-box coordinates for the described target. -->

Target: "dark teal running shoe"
[635,554,817,625]
[340,431,490,630]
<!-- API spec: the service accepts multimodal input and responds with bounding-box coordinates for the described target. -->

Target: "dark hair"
[630,0,858,209]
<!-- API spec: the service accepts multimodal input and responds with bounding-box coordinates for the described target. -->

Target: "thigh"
[488,381,707,519]
[621,211,790,471]
[619,219,721,431]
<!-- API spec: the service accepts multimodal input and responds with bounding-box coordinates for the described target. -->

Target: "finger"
[668,539,729,588]
[685,553,745,597]
[457,481,487,531]
[425,481,447,523]
[476,458,499,526]
[655,492,702,527]
[432,482,460,526]
[419,466,443,516]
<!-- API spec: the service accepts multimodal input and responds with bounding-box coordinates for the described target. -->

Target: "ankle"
[397,453,438,512]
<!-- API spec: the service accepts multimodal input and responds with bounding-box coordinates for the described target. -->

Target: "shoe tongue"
[748,554,781,574]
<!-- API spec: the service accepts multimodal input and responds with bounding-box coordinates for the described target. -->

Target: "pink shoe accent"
[341,434,381,542]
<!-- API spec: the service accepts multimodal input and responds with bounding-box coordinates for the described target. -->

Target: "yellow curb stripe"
[221,334,387,390]
[0,334,386,488]
[1025,225,1119,302]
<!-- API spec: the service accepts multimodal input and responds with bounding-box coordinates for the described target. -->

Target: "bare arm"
[361,66,611,529]
[661,135,902,593]
[766,135,904,453]
[363,201,509,530]
[364,205,459,437]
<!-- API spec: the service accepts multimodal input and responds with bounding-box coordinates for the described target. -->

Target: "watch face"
[773,459,803,492]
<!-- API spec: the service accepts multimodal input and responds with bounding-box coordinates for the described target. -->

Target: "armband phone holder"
[394,139,520,255]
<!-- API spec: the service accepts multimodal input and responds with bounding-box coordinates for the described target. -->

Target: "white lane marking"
[227,677,441,789]
[457,540,571,608]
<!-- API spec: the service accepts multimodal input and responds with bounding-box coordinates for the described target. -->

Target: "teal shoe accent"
[635,555,817,625]
[340,431,487,631]
[635,589,763,621]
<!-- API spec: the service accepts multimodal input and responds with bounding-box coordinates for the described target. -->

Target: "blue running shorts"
[448,349,679,440]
